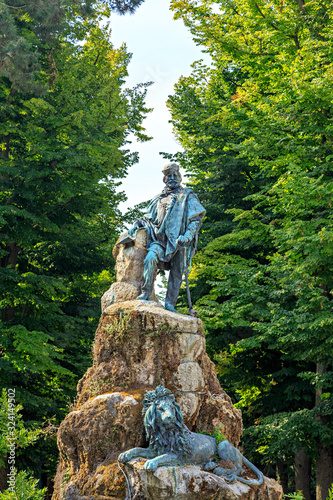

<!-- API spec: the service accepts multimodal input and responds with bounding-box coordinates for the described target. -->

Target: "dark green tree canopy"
[0,0,151,487]
[108,0,145,14]
[169,0,333,494]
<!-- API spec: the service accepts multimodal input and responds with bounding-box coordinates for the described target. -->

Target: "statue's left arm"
[176,217,202,248]
[176,192,206,248]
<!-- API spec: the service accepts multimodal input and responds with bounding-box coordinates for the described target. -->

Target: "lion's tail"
[239,456,264,485]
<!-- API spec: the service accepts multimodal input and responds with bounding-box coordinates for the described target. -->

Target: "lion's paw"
[204,461,217,471]
[143,459,158,471]
[118,451,132,464]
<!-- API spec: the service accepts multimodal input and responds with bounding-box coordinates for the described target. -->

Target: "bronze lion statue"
[118,385,263,485]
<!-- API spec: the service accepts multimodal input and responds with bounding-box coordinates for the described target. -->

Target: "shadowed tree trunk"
[295,449,311,500]
[315,363,333,500]
[0,456,7,492]
[276,460,289,494]
[316,444,333,500]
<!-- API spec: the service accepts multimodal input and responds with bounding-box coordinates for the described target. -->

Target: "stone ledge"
[104,299,204,334]
[125,459,283,500]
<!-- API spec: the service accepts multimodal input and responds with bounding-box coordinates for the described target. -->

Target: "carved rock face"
[113,229,147,283]
[101,229,158,310]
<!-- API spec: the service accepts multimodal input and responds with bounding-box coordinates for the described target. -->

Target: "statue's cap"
[162,162,180,176]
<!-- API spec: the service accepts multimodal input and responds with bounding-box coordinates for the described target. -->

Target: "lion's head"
[142,386,188,456]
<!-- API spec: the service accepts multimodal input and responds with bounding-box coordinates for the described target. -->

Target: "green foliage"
[0,389,40,468]
[169,0,333,489]
[103,312,132,340]
[283,486,333,500]
[108,0,145,14]
[0,471,47,499]
[213,426,226,445]
[0,0,151,486]
[284,493,304,500]
[199,426,226,445]
[327,485,333,500]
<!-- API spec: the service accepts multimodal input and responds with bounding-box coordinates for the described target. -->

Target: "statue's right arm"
[118,447,156,463]
[127,219,145,239]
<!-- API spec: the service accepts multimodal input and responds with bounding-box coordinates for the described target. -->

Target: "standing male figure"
[127,163,206,313]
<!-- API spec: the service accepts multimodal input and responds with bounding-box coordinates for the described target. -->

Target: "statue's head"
[142,385,186,455]
[162,163,182,190]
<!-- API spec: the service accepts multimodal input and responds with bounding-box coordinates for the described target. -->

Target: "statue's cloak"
[140,186,206,263]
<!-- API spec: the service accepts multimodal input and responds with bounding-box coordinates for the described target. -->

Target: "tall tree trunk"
[315,363,333,500]
[276,460,289,494]
[295,449,311,500]
[0,456,7,492]
[316,444,333,500]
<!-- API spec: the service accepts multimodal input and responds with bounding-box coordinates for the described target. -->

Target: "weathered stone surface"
[53,390,145,500]
[172,361,205,394]
[104,299,204,332]
[101,230,158,311]
[101,281,142,310]
[126,459,283,500]
[113,229,147,283]
[51,300,285,500]
[75,301,242,445]
[193,393,243,445]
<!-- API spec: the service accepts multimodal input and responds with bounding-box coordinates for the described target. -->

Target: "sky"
[110,0,209,211]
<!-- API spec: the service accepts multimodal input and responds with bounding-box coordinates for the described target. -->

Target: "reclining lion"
[118,385,263,485]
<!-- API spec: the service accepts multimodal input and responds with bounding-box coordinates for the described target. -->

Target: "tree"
[169,0,333,496]
[0,0,151,490]
[108,0,146,14]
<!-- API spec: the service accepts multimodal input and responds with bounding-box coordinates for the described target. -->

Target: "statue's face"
[155,399,176,429]
[164,171,181,190]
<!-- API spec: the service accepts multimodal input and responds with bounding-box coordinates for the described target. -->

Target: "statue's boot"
[164,302,177,313]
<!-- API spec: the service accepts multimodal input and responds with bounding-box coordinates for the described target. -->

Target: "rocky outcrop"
[76,300,242,441]
[101,230,157,311]
[52,300,246,500]
[126,459,283,500]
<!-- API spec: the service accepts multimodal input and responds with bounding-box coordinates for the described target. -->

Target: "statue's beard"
[165,182,180,192]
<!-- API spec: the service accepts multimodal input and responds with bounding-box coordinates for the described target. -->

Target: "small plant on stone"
[198,426,225,444]
[67,394,79,412]
[103,312,132,341]
[86,377,109,396]
[214,426,226,445]
[61,468,71,487]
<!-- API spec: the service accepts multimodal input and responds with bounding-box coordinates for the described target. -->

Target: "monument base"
[51,301,279,500]
[125,459,283,500]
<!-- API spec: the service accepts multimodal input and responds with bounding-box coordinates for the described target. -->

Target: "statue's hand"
[134,219,144,229]
[118,450,133,464]
[143,458,158,471]
[128,219,144,238]
[176,235,190,248]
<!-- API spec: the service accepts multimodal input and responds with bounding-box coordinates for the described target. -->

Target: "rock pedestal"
[51,300,283,500]
[101,230,158,310]
[127,459,283,500]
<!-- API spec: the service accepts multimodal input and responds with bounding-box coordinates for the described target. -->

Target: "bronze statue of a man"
[127,162,205,313]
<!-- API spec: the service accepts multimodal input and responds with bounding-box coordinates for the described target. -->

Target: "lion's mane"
[142,385,189,457]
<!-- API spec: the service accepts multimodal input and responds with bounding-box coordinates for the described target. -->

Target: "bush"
[0,471,46,499]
